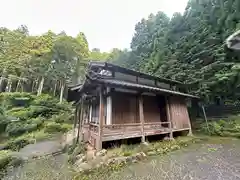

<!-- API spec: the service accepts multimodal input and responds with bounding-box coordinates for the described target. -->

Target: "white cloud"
[0,0,189,51]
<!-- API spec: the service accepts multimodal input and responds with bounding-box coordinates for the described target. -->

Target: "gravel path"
[3,153,72,180]
[3,139,67,180]
[3,137,240,180]
[18,140,63,159]
[107,138,240,180]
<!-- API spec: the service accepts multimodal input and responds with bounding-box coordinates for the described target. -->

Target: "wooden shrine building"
[68,62,199,150]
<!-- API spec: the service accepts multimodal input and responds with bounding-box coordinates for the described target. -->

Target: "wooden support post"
[106,87,112,125]
[72,104,79,140]
[97,88,104,151]
[139,95,145,143]
[76,99,83,143]
[166,96,173,140]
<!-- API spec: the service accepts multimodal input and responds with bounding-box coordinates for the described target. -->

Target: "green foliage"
[199,115,240,138]
[112,0,240,103]
[0,26,91,95]
[0,92,73,151]
[44,122,71,133]
[0,93,34,108]
[32,94,58,107]
[4,136,34,151]
[0,150,12,170]
[0,150,24,178]
[7,108,31,121]
[68,142,85,164]
[50,113,72,123]
[0,106,8,134]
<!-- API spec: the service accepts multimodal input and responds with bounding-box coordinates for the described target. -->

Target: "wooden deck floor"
[86,122,189,143]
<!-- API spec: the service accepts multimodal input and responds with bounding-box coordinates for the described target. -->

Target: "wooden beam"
[97,87,104,151]
[139,95,145,143]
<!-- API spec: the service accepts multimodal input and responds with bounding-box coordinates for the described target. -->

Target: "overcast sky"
[0,0,189,52]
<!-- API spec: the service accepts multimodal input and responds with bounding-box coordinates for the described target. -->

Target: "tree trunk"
[21,82,24,92]
[31,80,35,92]
[9,80,12,92]
[0,68,7,92]
[32,77,39,93]
[59,81,65,103]
[5,78,12,92]
[37,77,44,96]
[16,79,21,92]
[53,81,57,96]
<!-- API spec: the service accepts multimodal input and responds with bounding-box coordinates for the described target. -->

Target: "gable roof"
[88,61,183,85]
[93,78,199,99]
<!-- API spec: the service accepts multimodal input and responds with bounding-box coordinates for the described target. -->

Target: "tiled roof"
[95,78,199,98]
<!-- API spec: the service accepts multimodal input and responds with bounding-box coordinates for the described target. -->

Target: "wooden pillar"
[72,104,78,140]
[76,99,83,143]
[186,99,193,136]
[89,103,92,123]
[139,95,145,143]
[106,87,112,125]
[97,88,104,151]
[166,96,173,139]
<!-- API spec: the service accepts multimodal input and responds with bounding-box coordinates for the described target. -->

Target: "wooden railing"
[102,122,172,136]
[89,123,99,135]
[103,123,142,135]
[144,122,171,129]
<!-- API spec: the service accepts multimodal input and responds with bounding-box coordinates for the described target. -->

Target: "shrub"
[5,120,41,137]
[0,92,73,151]
[27,117,44,127]
[28,105,53,118]
[4,136,34,151]
[0,150,24,178]
[0,92,35,109]
[28,130,50,141]
[0,150,12,170]
[0,115,8,134]
[7,108,31,121]
[44,122,71,133]
[199,115,240,138]
[32,94,59,108]
[68,142,85,164]
[50,113,72,123]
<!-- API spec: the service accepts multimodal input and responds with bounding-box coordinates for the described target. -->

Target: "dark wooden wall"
[169,96,190,129]
[112,92,166,124]
[143,96,161,123]
[112,92,139,124]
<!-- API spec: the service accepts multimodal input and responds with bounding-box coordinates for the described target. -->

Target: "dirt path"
[106,138,240,180]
